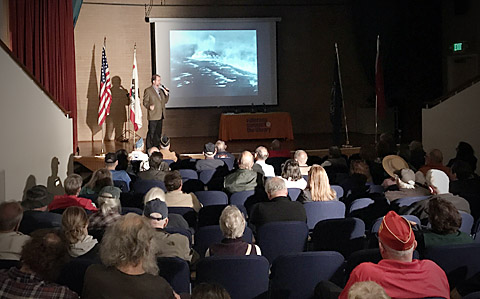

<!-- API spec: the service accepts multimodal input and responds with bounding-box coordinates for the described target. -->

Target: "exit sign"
[452,41,468,53]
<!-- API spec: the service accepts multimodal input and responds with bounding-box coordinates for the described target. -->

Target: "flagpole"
[335,43,351,147]
[375,35,380,144]
[131,44,136,151]
[101,37,106,155]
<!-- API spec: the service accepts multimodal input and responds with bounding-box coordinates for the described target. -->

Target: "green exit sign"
[453,43,463,52]
[452,41,468,53]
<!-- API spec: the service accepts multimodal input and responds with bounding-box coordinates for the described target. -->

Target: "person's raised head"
[143,187,166,205]
[0,202,23,232]
[149,152,164,170]
[239,151,254,170]
[426,169,450,194]
[294,150,308,165]
[219,205,245,239]
[61,206,88,244]
[143,199,169,229]
[164,170,182,192]
[378,211,416,261]
[100,213,158,275]
[255,146,269,161]
[427,149,444,164]
[428,197,462,235]
[97,186,122,215]
[22,185,53,211]
[64,174,83,196]
[215,140,227,152]
[265,177,288,199]
[20,229,70,282]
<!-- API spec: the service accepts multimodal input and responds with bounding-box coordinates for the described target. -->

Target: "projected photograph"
[170,30,258,97]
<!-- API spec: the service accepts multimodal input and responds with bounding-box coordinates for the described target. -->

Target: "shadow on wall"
[22,175,37,201]
[67,154,75,176]
[86,44,100,142]
[47,157,64,196]
[106,76,129,141]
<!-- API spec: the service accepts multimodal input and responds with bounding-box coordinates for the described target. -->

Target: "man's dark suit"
[249,196,306,229]
[143,85,169,149]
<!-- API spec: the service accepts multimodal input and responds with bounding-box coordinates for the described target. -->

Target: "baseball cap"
[378,211,415,251]
[160,135,170,147]
[98,186,121,200]
[105,152,117,163]
[143,199,168,220]
[204,142,215,155]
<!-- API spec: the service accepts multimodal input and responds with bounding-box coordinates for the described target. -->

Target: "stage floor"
[76,133,375,171]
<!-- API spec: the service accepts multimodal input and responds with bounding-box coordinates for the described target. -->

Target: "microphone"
[161,84,169,92]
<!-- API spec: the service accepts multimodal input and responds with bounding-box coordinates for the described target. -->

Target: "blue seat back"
[371,214,421,233]
[270,252,344,299]
[349,197,374,214]
[287,188,301,201]
[196,255,270,299]
[257,221,308,264]
[121,207,143,215]
[394,195,430,207]
[195,191,228,206]
[113,180,129,192]
[194,224,253,257]
[198,169,217,185]
[164,227,193,247]
[132,179,166,194]
[459,211,474,234]
[229,190,255,206]
[331,185,344,199]
[304,201,346,230]
[179,169,198,181]
[157,257,190,294]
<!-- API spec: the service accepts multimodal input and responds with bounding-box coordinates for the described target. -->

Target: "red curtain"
[9,0,78,151]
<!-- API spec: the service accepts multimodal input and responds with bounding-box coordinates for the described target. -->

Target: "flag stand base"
[342,144,353,148]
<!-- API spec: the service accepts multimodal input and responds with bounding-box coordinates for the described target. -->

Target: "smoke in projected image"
[170,30,258,97]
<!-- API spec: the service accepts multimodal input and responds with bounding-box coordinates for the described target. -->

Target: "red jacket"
[48,195,97,211]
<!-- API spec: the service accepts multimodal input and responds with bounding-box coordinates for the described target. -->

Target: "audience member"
[191,283,231,299]
[348,281,390,299]
[253,146,275,177]
[0,202,31,260]
[82,213,179,298]
[224,151,263,193]
[294,149,311,176]
[279,159,307,189]
[381,155,409,189]
[268,139,291,158]
[214,140,235,160]
[384,169,430,203]
[61,206,98,259]
[115,149,130,172]
[450,160,480,220]
[196,142,226,171]
[138,152,169,181]
[129,137,149,164]
[0,229,78,298]
[144,199,197,262]
[338,211,449,299]
[421,197,473,250]
[105,152,131,190]
[159,135,178,162]
[79,168,113,196]
[249,177,306,228]
[49,174,97,212]
[164,170,202,212]
[206,205,261,256]
[298,165,337,202]
[88,186,122,232]
[19,185,62,234]
[321,146,348,171]
[418,149,453,180]
[447,141,477,173]
[143,187,189,230]
[139,146,161,171]
[408,141,426,171]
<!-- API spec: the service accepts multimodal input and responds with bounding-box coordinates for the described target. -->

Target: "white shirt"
[255,160,276,177]
[280,177,308,190]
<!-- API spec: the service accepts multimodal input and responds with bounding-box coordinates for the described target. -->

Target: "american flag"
[98,45,112,126]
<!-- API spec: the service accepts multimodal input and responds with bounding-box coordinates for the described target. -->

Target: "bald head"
[239,151,254,170]
[0,202,23,231]
[215,140,227,152]
[294,150,308,165]
[255,146,269,161]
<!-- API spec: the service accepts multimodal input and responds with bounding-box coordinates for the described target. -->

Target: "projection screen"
[149,18,279,108]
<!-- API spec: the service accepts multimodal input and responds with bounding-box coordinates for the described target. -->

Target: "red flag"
[98,44,112,126]
[376,35,386,119]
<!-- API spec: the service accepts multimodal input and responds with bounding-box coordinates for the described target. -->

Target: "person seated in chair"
[214,140,235,160]
[105,152,131,191]
[144,199,197,263]
[249,177,306,229]
[138,152,169,182]
[253,146,275,178]
[294,150,311,176]
[19,185,62,234]
[164,170,202,213]
[279,159,307,190]
[0,202,31,261]
[88,186,122,232]
[224,151,264,194]
[196,142,226,171]
[49,174,97,212]
[338,211,449,299]
[62,206,99,259]
[0,229,78,298]
[206,205,261,257]
[159,135,178,162]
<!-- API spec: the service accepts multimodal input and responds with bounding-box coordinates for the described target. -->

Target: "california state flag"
[130,46,142,131]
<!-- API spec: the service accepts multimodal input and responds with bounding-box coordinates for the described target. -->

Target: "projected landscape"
[170,30,258,97]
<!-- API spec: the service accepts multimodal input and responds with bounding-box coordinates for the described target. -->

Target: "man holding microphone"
[143,74,169,150]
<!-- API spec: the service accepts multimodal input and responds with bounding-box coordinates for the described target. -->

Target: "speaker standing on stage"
[143,74,169,150]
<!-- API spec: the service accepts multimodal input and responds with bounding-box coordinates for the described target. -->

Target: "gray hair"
[239,151,254,170]
[100,214,158,275]
[255,146,269,160]
[294,150,308,164]
[426,169,449,194]
[64,174,83,195]
[97,195,121,215]
[0,202,23,231]
[265,177,287,195]
[219,205,245,239]
[144,187,166,205]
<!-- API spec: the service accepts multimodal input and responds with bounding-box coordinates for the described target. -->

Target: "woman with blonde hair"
[62,206,98,258]
[80,168,113,196]
[298,165,337,202]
